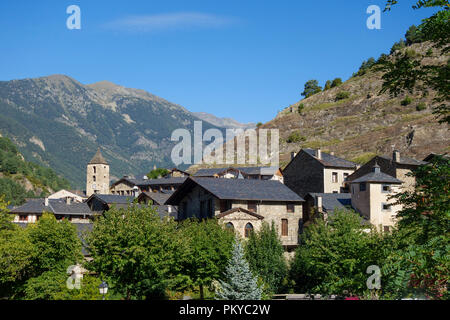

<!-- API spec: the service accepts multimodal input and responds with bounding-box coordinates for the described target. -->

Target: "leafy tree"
[147,168,170,179]
[215,238,262,300]
[335,91,351,101]
[356,58,377,76]
[177,219,235,299]
[290,210,386,296]
[286,131,306,143]
[390,39,407,54]
[401,96,413,106]
[331,78,343,88]
[381,1,450,124]
[26,213,83,276]
[245,222,288,294]
[301,80,322,98]
[405,25,424,45]
[86,204,183,300]
[324,80,332,91]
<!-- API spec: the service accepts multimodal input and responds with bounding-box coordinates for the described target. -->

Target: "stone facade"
[177,185,303,247]
[351,182,402,231]
[110,180,136,196]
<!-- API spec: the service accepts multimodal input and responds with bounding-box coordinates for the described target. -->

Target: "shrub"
[286,131,306,143]
[297,104,305,114]
[335,91,350,101]
[416,102,427,111]
[401,96,413,106]
[331,78,343,88]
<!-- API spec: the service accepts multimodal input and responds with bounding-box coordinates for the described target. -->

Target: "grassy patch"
[351,152,377,164]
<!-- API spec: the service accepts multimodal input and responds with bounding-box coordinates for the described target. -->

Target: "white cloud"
[104,12,235,32]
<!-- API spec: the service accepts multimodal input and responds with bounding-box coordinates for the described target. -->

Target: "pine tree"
[215,238,262,300]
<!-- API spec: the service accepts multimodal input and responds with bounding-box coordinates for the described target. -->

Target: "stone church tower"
[86,148,110,197]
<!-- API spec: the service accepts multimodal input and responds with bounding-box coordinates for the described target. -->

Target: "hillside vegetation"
[0,136,69,205]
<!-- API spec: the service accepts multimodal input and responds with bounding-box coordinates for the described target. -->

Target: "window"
[287,203,295,213]
[19,215,27,222]
[344,173,349,181]
[281,219,288,236]
[333,191,338,194]
[247,201,257,213]
[382,203,391,211]
[360,183,366,191]
[93,175,96,182]
[332,172,338,183]
[382,185,391,193]
[245,223,254,238]
[220,200,231,213]
[225,222,234,230]
[384,226,390,232]
[93,166,96,174]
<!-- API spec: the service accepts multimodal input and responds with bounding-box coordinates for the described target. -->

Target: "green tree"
[147,168,170,179]
[381,156,449,299]
[178,219,235,299]
[301,80,322,98]
[290,210,386,296]
[331,78,343,88]
[245,222,288,294]
[324,80,332,91]
[215,238,262,300]
[86,204,183,300]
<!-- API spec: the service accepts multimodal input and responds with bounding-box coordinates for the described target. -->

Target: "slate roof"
[303,149,357,169]
[111,177,187,188]
[379,154,427,166]
[193,166,279,177]
[11,199,93,216]
[307,193,352,213]
[90,194,134,204]
[88,148,108,165]
[139,192,172,205]
[351,171,403,184]
[167,177,304,205]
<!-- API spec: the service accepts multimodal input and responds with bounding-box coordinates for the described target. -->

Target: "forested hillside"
[0,136,70,205]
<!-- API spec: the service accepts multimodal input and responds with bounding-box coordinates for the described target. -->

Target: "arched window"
[245,223,254,238]
[225,222,234,230]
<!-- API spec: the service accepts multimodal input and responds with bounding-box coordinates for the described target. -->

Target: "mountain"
[0,136,70,205]
[192,112,256,130]
[188,41,449,173]
[0,75,224,188]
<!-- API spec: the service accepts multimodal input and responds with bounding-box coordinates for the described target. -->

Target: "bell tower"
[86,148,110,197]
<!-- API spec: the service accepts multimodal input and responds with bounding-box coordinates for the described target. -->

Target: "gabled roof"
[378,154,427,166]
[302,149,357,169]
[216,207,265,220]
[89,148,108,165]
[11,199,93,216]
[166,177,304,205]
[87,194,134,205]
[135,177,187,187]
[351,171,403,184]
[307,193,352,213]
[137,191,172,205]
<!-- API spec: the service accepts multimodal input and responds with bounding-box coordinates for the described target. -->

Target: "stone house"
[48,189,86,203]
[10,198,93,224]
[110,176,187,195]
[166,177,304,249]
[283,148,358,197]
[350,164,403,232]
[346,150,427,192]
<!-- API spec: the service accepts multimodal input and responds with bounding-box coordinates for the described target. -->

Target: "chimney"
[373,163,381,173]
[316,149,322,160]
[330,152,335,156]
[393,150,401,163]
[44,198,49,206]
[316,196,323,213]
[66,197,72,205]
[291,152,297,160]
[168,206,172,213]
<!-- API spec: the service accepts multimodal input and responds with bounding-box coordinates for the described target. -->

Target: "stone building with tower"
[86,148,110,197]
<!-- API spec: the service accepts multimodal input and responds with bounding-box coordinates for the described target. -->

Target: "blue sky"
[0,0,438,124]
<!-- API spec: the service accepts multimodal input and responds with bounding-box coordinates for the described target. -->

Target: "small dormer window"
[332,172,338,183]
[382,185,391,193]
[360,183,366,191]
